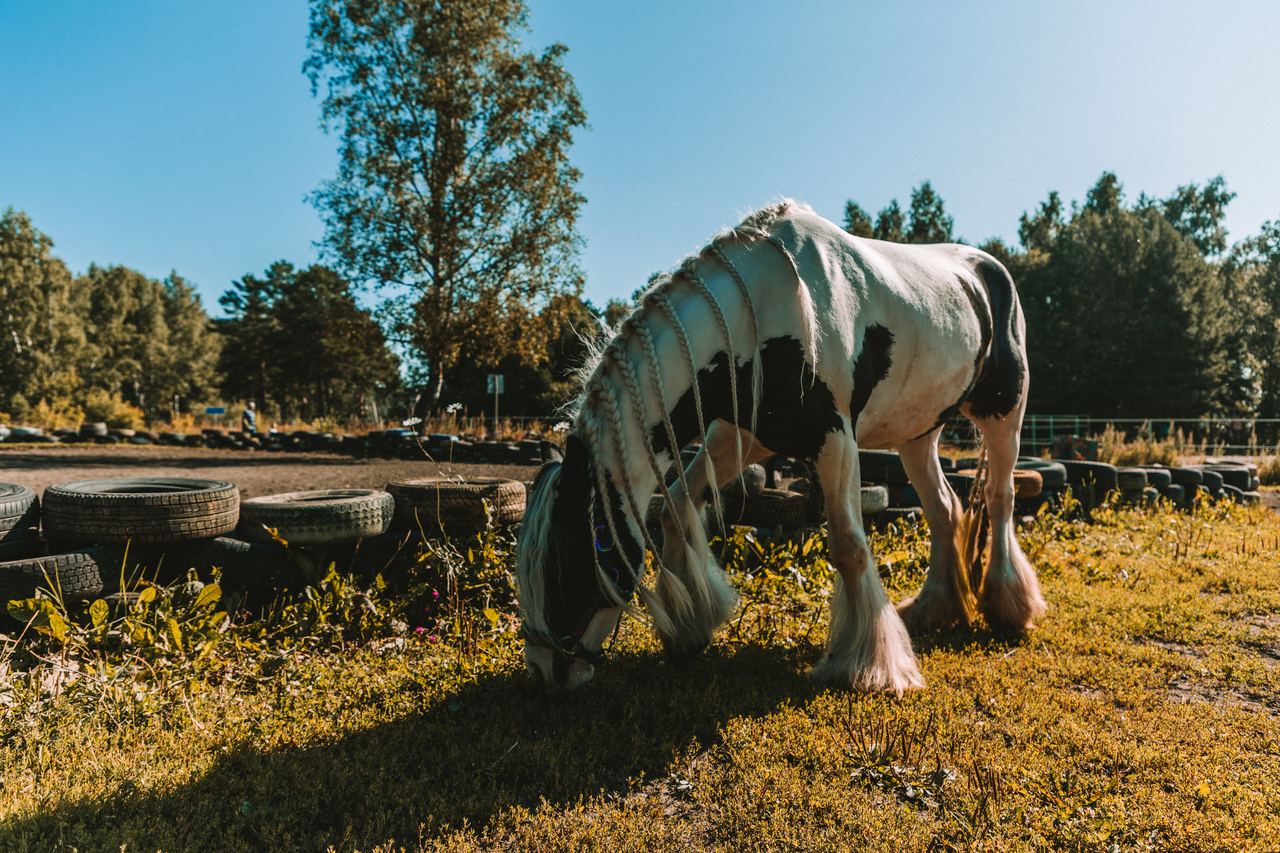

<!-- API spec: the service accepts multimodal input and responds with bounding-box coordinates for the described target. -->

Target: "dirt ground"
[0,445,538,499]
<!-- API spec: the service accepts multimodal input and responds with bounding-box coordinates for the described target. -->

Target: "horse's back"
[770,209,1025,445]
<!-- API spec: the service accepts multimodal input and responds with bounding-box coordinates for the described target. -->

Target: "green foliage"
[306,0,588,413]
[0,208,221,425]
[842,200,873,238]
[1015,173,1240,417]
[218,261,400,423]
[1160,175,1236,257]
[874,198,906,242]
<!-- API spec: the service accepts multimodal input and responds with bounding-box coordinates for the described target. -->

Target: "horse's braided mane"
[549,198,817,633]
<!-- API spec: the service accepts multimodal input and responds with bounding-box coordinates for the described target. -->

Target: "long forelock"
[515,464,562,635]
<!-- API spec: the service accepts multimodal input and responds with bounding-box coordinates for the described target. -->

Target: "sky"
[3,0,1279,315]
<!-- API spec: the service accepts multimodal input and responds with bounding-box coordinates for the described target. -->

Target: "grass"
[2,496,1280,851]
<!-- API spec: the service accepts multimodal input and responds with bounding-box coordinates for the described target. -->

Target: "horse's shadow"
[9,640,824,852]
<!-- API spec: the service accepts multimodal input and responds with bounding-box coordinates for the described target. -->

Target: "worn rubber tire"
[958,468,1044,500]
[721,464,767,500]
[0,548,111,610]
[1158,483,1185,505]
[1220,484,1245,504]
[386,478,526,532]
[1242,490,1262,505]
[1195,468,1224,491]
[1205,466,1250,491]
[860,484,890,515]
[42,478,239,547]
[1116,468,1149,490]
[0,528,46,563]
[1016,460,1067,490]
[197,537,300,598]
[721,489,807,529]
[1167,467,1203,487]
[0,483,40,541]
[239,489,394,545]
[859,450,910,486]
[1141,467,1173,489]
[1058,460,1119,491]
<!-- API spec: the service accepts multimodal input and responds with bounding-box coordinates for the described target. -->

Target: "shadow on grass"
[3,641,823,852]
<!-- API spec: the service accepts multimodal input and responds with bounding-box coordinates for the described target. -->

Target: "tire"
[1167,467,1203,487]
[1249,475,1260,492]
[80,422,109,439]
[238,489,394,545]
[0,528,46,563]
[42,478,239,547]
[1205,466,1250,491]
[956,468,1043,500]
[386,478,525,532]
[1116,468,1149,490]
[0,548,111,613]
[945,473,976,505]
[1158,484,1185,505]
[860,484,889,515]
[1221,484,1245,504]
[0,483,40,541]
[786,477,826,523]
[1195,468,1224,491]
[859,450,909,486]
[877,507,922,527]
[1141,467,1173,489]
[723,488,806,529]
[937,456,956,471]
[196,537,300,598]
[1016,459,1067,490]
[721,464,767,500]
[1065,482,1096,509]
[1059,460,1119,491]
[1242,490,1262,505]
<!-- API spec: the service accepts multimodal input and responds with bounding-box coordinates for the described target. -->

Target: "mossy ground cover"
[2,496,1279,852]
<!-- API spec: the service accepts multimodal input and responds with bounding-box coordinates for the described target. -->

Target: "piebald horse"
[516,200,1044,696]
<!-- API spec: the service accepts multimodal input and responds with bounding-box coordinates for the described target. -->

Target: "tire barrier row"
[0,476,531,630]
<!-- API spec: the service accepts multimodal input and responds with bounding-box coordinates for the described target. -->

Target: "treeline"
[845,174,1280,419]
[0,208,407,429]
[0,206,621,429]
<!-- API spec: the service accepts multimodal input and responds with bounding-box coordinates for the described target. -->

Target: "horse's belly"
[854,366,974,449]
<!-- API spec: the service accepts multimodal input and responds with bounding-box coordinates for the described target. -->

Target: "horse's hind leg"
[809,423,924,696]
[656,420,767,659]
[895,428,974,631]
[969,410,1046,629]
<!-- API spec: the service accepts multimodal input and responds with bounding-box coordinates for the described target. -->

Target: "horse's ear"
[559,434,592,495]
[540,440,564,463]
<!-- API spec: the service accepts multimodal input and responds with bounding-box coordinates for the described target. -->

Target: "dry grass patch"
[2,499,1280,851]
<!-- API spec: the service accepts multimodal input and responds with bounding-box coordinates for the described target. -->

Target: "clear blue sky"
[3,1,1278,316]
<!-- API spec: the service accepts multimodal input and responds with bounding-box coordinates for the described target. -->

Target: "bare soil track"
[0,445,535,499]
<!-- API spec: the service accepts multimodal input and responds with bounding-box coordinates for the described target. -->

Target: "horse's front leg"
[655,420,769,659]
[895,429,975,631]
[809,425,925,696]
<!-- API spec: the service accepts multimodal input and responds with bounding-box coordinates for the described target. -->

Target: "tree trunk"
[411,358,446,435]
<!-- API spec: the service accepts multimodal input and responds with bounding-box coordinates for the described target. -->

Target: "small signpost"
[486,374,504,429]
[205,406,226,429]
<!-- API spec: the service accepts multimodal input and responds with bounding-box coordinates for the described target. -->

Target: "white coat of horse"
[516,200,1044,696]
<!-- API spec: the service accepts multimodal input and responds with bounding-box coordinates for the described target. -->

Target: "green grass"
[3,497,1280,851]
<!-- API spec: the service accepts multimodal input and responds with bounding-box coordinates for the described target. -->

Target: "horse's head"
[515,434,642,694]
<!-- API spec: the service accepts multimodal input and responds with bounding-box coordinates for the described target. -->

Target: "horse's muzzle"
[524,642,595,694]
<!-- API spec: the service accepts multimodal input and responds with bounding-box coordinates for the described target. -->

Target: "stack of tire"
[384,477,526,537]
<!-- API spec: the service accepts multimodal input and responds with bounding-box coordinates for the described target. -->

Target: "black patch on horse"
[540,435,642,642]
[650,336,844,463]
[850,324,894,436]
[964,260,1026,419]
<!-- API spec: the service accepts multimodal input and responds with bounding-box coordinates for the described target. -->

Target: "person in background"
[241,401,257,437]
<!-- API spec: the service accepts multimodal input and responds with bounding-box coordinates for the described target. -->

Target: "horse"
[515,200,1044,696]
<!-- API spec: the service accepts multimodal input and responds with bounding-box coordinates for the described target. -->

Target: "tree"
[1017,191,1065,253]
[1017,173,1238,417]
[906,180,954,243]
[1225,218,1280,416]
[873,200,906,242]
[0,208,87,411]
[305,0,588,427]
[218,262,400,423]
[1161,175,1236,257]
[843,201,873,238]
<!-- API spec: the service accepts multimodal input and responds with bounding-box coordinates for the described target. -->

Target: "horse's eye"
[594,524,614,551]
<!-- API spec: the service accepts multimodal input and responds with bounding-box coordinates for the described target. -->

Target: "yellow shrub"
[26,397,85,432]
[80,388,145,430]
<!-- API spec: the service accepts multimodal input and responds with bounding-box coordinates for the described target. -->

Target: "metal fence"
[939,415,1280,457]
